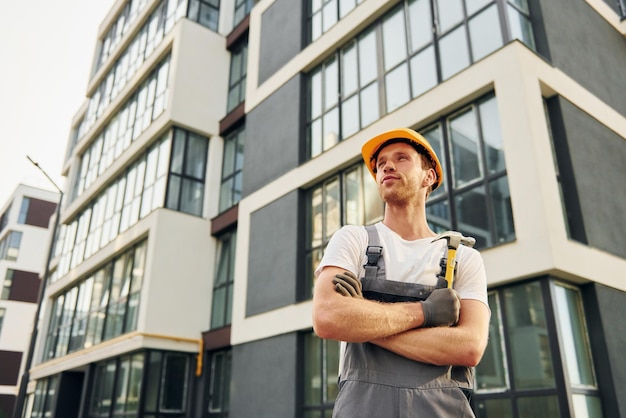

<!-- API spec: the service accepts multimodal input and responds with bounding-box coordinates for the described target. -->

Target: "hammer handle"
[445,247,458,288]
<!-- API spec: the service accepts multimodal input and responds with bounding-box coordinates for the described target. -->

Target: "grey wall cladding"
[535,0,626,115]
[583,283,626,418]
[244,75,303,196]
[230,333,298,417]
[247,191,299,316]
[547,96,626,259]
[258,0,304,84]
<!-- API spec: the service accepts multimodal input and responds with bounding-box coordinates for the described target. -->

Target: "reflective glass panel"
[426,200,451,232]
[489,177,515,244]
[341,95,359,139]
[450,108,482,187]
[407,0,432,52]
[360,82,379,127]
[469,5,503,61]
[517,395,560,418]
[385,63,410,112]
[382,7,407,70]
[476,293,508,390]
[553,284,595,386]
[341,42,358,97]
[475,398,514,418]
[358,29,377,85]
[504,282,556,389]
[478,96,505,174]
[440,26,470,79]
[436,0,464,33]
[466,0,494,15]
[571,395,603,418]
[508,6,535,49]
[325,178,341,237]
[410,45,438,97]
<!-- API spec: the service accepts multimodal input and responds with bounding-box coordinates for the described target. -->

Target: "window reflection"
[505,282,555,390]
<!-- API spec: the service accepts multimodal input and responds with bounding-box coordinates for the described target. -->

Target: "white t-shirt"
[315,222,488,305]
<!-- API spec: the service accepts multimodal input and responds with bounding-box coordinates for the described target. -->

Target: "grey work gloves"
[332,272,460,327]
[333,271,364,298]
[420,288,461,327]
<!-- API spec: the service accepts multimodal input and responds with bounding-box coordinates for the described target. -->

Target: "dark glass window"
[304,163,383,299]
[0,308,5,336]
[0,231,22,261]
[226,40,248,114]
[211,231,236,329]
[233,0,254,27]
[474,279,603,418]
[422,94,514,248]
[207,349,232,417]
[219,127,245,213]
[1,270,13,300]
[0,203,10,233]
[87,350,190,418]
[188,0,220,31]
[301,331,340,416]
[29,375,59,418]
[18,197,30,224]
[166,129,209,216]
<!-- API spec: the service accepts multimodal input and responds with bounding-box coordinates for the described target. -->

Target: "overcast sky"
[0,0,115,207]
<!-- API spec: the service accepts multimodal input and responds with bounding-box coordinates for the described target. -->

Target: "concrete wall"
[583,283,626,418]
[243,75,303,196]
[246,191,300,316]
[257,0,305,84]
[534,0,626,116]
[547,96,626,259]
[230,333,298,418]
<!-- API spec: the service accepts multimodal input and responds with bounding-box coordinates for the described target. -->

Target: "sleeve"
[314,225,368,278]
[454,247,489,307]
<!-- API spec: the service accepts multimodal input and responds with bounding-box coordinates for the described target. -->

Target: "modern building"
[16,0,626,417]
[0,185,59,418]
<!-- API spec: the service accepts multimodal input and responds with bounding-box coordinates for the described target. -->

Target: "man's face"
[374,142,432,204]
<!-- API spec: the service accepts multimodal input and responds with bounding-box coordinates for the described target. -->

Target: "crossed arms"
[312,266,490,368]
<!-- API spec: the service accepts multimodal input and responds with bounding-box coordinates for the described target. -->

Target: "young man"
[312,128,490,417]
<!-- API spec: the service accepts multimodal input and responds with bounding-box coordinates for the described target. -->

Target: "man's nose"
[383,161,395,172]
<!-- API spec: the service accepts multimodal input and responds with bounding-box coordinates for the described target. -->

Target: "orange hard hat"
[361,128,443,190]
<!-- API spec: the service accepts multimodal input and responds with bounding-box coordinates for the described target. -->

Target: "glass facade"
[474,279,603,418]
[305,162,383,299]
[73,56,171,202]
[43,241,146,360]
[307,0,535,157]
[423,94,514,248]
[54,128,207,282]
[87,350,190,418]
[81,2,185,144]
[307,0,364,43]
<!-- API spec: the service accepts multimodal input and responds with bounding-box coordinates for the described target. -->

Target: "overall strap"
[364,225,385,280]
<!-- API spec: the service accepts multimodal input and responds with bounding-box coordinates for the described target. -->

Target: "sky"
[0,0,116,206]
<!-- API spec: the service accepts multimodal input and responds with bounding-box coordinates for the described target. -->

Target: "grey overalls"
[332,225,475,418]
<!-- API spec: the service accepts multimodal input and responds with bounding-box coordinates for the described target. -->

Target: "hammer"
[431,231,476,288]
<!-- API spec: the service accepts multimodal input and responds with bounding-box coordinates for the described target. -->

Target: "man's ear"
[423,168,436,188]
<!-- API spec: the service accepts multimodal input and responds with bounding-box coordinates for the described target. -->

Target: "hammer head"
[431,231,476,249]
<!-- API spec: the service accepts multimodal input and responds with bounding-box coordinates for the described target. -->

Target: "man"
[312,128,490,417]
